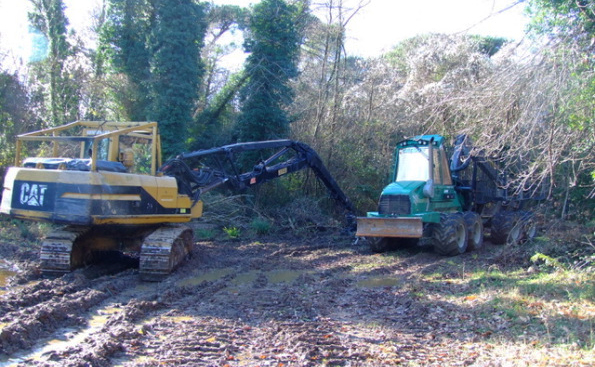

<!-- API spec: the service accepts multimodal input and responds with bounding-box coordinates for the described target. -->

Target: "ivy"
[236,0,305,142]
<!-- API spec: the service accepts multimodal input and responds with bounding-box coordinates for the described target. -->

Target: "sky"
[342,0,528,56]
[0,0,529,70]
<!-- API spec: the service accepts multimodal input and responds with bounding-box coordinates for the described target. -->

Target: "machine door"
[431,146,456,202]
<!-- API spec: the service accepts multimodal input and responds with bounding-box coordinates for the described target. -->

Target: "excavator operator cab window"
[83,140,109,160]
[118,135,153,174]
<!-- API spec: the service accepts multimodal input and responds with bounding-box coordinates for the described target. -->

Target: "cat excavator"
[0,121,354,280]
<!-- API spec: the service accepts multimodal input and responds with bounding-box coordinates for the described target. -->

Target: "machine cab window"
[395,140,453,186]
[395,146,430,182]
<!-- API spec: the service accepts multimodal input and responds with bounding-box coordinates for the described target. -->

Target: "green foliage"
[332,135,392,213]
[206,3,249,30]
[236,0,305,142]
[527,0,595,46]
[2,0,594,229]
[150,0,207,158]
[5,219,51,242]
[0,73,30,131]
[469,35,508,56]
[564,170,595,221]
[527,6,595,216]
[384,34,430,74]
[102,0,207,157]
[414,239,595,349]
[28,0,80,126]
[250,217,272,235]
[0,72,33,186]
[190,4,250,150]
[565,74,595,131]
[102,0,153,121]
[85,5,109,121]
[190,71,248,150]
[223,226,241,239]
[195,228,216,240]
[531,252,567,271]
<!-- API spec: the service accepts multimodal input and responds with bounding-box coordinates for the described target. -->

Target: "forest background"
[0,0,594,224]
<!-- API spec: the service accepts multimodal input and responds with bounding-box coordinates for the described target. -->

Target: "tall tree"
[29,0,79,126]
[198,3,248,115]
[528,0,595,49]
[526,0,595,207]
[289,0,368,205]
[150,0,207,158]
[101,0,153,121]
[0,72,32,180]
[191,4,250,150]
[102,0,206,156]
[85,0,109,121]
[291,1,367,166]
[236,0,305,142]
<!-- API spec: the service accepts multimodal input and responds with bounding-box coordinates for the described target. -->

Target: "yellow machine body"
[0,121,203,226]
[0,121,201,280]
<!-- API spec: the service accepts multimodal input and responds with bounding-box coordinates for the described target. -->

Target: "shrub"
[223,226,241,239]
[251,217,272,235]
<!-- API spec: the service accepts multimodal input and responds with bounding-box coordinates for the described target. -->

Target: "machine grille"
[378,195,411,216]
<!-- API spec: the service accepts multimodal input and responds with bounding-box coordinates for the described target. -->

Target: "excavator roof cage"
[15,121,161,175]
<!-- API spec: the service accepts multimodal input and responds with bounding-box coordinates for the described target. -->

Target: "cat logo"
[19,183,48,207]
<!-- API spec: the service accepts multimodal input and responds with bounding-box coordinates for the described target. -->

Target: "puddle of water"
[356,276,400,288]
[133,283,153,292]
[113,354,157,367]
[175,268,306,290]
[98,306,123,315]
[160,315,194,323]
[0,260,18,295]
[0,269,16,286]
[231,270,259,286]
[266,269,302,284]
[177,268,235,287]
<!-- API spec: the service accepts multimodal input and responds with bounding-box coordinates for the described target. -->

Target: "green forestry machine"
[356,134,541,255]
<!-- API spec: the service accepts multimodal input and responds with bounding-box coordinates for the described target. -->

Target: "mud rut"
[1,234,495,366]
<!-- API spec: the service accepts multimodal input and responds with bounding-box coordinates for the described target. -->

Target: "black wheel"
[368,237,391,253]
[462,211,484,251]
[432,213,468,256]
[491,211,521,245]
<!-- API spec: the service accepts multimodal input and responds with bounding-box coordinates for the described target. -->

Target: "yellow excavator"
[0,121,354,280]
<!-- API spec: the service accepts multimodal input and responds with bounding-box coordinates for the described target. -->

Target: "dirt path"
[0,229,591,366]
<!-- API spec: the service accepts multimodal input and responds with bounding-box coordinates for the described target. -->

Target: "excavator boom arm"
[160,140,355,216]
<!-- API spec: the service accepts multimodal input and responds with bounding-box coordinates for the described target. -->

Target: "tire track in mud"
[1,236,482,366]
[0,267,237,366]
[100,249,418,366]
[0,270,138,358]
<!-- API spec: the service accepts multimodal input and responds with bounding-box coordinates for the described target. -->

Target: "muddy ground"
[0,222,593,366]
